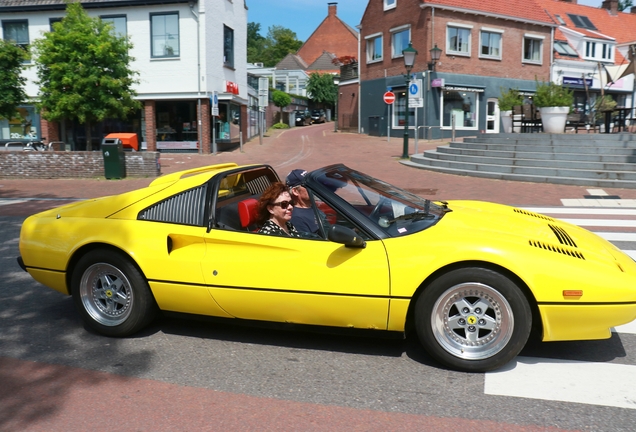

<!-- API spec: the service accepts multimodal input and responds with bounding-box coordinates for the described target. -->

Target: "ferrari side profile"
[18,163,636,372]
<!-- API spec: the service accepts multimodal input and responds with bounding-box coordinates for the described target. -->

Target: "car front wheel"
[415,267,532,372]
[72,249,157,337]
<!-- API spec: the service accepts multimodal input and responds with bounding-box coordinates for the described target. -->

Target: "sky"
[245,0,607,42]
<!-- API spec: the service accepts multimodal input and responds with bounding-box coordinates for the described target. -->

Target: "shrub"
[270,123,290,130]
[533,81,573,109]
[498,88,523,112]
[594,95,617,121]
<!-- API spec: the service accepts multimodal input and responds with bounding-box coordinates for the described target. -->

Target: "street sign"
[258,77,269,108]
[383,91,396,104]
[211,91,219,116]
[409,80,422,98]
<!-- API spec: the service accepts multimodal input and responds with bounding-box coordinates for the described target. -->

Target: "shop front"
[154,100,200,152]
[0,105,41,143]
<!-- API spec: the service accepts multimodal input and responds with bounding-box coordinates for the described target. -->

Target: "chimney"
[560,0,578,3]
[328,2,337,17]
[631,6,636,13]
[602,0,619,15]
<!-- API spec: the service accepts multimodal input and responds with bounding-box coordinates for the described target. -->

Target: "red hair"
[257,182,289,224]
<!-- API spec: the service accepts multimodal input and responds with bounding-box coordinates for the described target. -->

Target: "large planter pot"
[539,106,569,133]
[500,110,512,133]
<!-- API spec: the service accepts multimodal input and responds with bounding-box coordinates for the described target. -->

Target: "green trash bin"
[102,138,127,179]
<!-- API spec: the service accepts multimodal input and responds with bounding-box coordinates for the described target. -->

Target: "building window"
[523,36,542,64]
[366,34,383,63]
[585,41,595,58]
[480,30,501,59]
[0,106,39,140]
[447,26,471,55]
[384,0,396,11]
[392,89,414,128]
[391,27,410,58]
[49,18,62,31]
[224,25,234,68]
[151,12,179,58]
[554,41,578,57]
[441,89,478,130]
[2,20,29,51]
[601,43,612,60]
[102,15,127,37]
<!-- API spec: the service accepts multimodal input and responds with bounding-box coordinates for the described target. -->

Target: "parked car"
[294,110,311,126]
[311,109,326,124]
[17,163,636,372]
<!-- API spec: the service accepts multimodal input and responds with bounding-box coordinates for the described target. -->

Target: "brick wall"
[361,3,551,82]
[338,82,359,131]
[297,3,358,66]
[0,151,161,179]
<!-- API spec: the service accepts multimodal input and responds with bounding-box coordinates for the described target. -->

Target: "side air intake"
[139,184,208,226]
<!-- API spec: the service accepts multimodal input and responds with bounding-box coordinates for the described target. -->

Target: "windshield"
[313,166,448,237]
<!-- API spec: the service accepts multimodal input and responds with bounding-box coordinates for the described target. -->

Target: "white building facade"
[0,0,248,152]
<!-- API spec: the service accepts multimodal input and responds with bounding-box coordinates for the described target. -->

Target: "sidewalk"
[2,122,636,213]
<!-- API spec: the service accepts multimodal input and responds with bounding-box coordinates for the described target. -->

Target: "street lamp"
[333,75,340,132]
[401,42,418,159]
[428,44,442,71]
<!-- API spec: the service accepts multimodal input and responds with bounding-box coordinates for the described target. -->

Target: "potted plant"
[533,80,574,133]
[594,94,617,132]
[498,88,523,133]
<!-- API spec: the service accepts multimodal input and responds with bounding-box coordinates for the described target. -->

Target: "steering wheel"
[368,197,389,222]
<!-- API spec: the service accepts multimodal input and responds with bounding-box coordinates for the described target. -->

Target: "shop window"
[102,15,127,37]
[0,106,39,140]
[214,103,241,142]
[391,27,410,58]
[447,26,471,56]
[523,36,542,64]
[441,90,478,130]
[151,12,179,58]
[224,25,234,68]
[480,30,502,59]
[366,33,383,63]
[155,101,198,150]
[392,89,415,128]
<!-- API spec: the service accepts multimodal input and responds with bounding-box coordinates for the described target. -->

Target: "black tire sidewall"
[71,249,157,337]
[415,267,532,372]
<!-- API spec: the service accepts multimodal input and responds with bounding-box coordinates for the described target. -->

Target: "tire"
[71,249,158,337]
[414,267,532,372]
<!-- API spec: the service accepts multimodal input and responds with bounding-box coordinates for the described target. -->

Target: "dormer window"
[584,40,613,62]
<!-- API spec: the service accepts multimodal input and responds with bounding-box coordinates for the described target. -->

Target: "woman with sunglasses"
[257,182,300,237]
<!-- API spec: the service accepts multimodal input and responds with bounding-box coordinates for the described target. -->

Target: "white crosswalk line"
[485,357,636,409]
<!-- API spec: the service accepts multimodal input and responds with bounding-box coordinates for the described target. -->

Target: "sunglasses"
[270,200,295,209]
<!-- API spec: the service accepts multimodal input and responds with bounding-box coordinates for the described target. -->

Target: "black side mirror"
[328,225,366,248]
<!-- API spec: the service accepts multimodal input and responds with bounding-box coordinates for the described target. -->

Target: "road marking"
[0,199,28,206]
[559,218,636,227]
[524,207,636,216]
[485,357,636,409]
[587,189,609,196]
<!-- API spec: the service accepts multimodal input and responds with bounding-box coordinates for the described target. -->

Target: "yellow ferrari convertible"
[17,163,636,372]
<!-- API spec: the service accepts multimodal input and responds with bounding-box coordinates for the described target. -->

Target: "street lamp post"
[333,75,340,132]
[428,44,442,71]
[401,42,418,159]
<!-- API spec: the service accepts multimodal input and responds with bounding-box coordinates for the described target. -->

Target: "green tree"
[272,90,291,124]
[306,73,337,107]
[619,0,633,11]
[0,39,28,120]
[260,26,303,67]
[247,22,266,64]
[32,2,141,150]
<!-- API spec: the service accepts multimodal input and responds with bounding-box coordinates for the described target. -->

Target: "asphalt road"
[3,124,636,430]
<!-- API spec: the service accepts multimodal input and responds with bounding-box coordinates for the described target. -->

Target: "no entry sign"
[383,91,396,104]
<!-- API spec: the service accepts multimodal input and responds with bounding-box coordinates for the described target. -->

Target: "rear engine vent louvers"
[528,240,585,260]
[513,208,555,221]
[548,224,577,247]
[139,184,208,226]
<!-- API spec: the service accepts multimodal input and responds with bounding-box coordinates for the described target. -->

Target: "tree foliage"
[272,90,291,124]
[619,0,633,11]
[32,2,141,150]
[0,39,28,120]
[247,23,302,67]
[306,73,338,106]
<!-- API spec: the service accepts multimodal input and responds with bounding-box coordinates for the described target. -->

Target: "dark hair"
[257,182,289,224]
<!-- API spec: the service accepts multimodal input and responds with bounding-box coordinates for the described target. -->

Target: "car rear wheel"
[415,267,532,372]
[72,250,157,337]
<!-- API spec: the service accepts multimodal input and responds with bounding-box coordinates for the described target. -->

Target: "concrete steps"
[405,133,636,188]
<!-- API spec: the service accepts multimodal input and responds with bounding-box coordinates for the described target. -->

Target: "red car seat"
[238,198,259,230]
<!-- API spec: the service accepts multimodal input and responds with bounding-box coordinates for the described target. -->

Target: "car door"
[201,228,390,330]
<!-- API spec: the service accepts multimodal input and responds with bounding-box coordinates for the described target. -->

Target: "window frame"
[384,0,397,11]
[2,20,29,59]
[390,25,410,59]
[223,24,234,68]
[101,15,127,37]
[391,88,415,130]
[446,24,472,57]
[365,32,383,63]
[150,11,180,59]
[522,34,543,65]
[440,88,480,131]
[479,28,503,60]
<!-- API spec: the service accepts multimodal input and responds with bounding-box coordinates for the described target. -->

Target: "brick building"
[359,0,555,138]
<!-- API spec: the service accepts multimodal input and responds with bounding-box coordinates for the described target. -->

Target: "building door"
[486,98,499,133]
